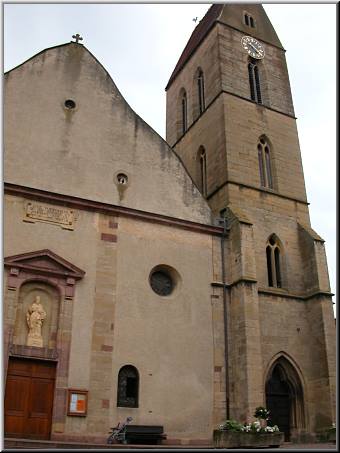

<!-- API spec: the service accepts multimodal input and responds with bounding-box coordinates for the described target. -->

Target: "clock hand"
[248,42,259,53]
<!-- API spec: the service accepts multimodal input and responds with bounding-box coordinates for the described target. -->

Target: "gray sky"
[3,2,336,314]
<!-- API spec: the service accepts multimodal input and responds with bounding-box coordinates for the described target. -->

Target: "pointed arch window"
[258,137,273,189]
[197,69,205,114]
[198,146,207,197]
[117,365,139,408]
[248,61,262,104]
[266,235,282,288]
[181,90,188,134]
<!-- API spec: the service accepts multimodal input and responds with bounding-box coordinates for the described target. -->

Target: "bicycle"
[107,416,133,444]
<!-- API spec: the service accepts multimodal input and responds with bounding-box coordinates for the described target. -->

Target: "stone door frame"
[4,249,85,438]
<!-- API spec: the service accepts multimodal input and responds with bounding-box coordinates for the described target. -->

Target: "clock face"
[241,36,265,59]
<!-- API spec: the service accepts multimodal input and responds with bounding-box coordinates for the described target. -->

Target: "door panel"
[27,378,55,439]
[4,375,30,436]
[267,394,290,441]
[5,358,56,440]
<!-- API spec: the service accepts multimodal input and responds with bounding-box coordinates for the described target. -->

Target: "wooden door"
[5,357,56,440]
[266,366,291,441]
[267,394,291,441]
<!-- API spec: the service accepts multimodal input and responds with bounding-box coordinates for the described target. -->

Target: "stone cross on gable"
[72,33,83,43]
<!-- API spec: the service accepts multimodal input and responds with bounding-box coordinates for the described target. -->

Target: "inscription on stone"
[24,202,76,230]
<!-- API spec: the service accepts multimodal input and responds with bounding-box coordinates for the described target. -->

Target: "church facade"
[4,4,335,445]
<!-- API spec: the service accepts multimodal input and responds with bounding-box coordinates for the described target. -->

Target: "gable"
[4,43,212,225]
[4,249,85,279]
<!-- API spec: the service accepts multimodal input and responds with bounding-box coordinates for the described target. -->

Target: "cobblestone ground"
[280,442,336,449]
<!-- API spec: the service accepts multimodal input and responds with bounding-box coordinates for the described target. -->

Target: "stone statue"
[26,295,46,347]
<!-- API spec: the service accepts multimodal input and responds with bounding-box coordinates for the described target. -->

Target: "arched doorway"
[265,357,305,441]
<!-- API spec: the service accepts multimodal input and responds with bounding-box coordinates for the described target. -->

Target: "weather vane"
[72,33,83,44]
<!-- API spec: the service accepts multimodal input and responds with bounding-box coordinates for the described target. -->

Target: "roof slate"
[165,3,284,91]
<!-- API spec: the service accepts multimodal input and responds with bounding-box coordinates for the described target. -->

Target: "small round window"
[117,173,128,185]
[65,99,76,109]
[150,270,173,296]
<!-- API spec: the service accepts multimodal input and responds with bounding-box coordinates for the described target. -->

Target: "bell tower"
[165,3,307,220]
[166,4,335,440]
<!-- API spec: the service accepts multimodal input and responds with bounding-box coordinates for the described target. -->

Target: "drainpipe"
[219,213,230,420]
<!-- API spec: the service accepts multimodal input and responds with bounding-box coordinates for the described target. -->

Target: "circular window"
[64,99,76,109]
[117,173,128,185]
[149,265,180,297]
[150,270,173,296]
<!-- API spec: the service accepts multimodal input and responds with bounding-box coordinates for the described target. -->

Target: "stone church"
[3,4,336,446]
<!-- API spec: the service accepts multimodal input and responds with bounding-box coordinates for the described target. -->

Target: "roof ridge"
[5,41,81,75]
[165,4,222,91]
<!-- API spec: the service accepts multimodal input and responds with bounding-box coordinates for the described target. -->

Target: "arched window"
[266,235,282,288]
[248,61,262,104]
[181,90,187,134]
[244,13,255,28]
[258,137,273,188]
[197,69,205,114]
[198,146,207,197]
[244,13,249,26]
[117,365,139,408]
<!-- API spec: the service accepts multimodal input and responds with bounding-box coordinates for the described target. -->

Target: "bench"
[124,425,167,444]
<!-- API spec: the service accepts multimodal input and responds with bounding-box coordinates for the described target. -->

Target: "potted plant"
[213,409,284,449]
[254,406,270,429]
[327,423,336,442]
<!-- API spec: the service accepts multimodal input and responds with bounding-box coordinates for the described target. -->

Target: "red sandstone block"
[102,399,110,408]
[101,344,113,352]
[101,233,117,242]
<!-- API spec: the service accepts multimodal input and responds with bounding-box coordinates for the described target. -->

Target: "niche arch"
[13,280,61,350]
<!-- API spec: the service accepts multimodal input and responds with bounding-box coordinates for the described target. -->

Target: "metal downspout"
[220,215,230,420]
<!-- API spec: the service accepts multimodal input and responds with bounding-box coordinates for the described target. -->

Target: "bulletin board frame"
[67,389,88,416]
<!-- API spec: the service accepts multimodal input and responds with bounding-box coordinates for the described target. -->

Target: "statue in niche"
[26,295,46,347]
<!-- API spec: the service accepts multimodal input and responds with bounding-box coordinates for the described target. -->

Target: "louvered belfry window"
[181,91,187,134]
[197,70,205,114]
[266,235,282,288]
[257,137,273,189]
[198,146,207,196]
[248,61,262,104]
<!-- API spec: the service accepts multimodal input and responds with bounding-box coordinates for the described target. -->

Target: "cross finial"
[72,33,83,43]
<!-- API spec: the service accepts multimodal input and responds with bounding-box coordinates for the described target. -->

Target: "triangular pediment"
[4,249,85,279]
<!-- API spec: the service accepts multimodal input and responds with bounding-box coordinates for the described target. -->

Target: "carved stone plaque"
[24,201,76,230]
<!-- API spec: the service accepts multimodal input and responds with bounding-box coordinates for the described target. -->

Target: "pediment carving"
[4,249,85,279]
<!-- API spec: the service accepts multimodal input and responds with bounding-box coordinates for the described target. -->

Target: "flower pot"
[213,430,284,449]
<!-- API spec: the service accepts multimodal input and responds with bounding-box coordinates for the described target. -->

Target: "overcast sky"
[3,2,336,314]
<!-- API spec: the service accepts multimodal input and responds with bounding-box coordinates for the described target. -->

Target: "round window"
[64,99,76,109]
[117,173,128,185]
[149,265,181,297]
[150,270,173,296]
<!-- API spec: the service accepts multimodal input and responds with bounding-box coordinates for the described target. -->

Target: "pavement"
[279,443,336,450]
[3,438,337,450]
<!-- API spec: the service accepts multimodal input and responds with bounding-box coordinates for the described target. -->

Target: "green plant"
[254,406,270,420]
[218,419,243,432]
[329,422,336,431]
